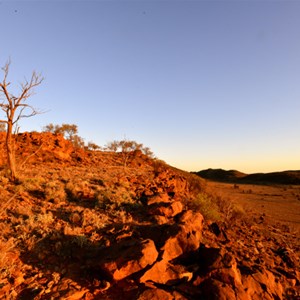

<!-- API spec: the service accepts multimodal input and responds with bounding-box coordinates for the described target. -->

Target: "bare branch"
[18,71,44,103]
[0,103,10,112]
[13,105,39,125]
[0,81,13,106]
[1,59,11,85]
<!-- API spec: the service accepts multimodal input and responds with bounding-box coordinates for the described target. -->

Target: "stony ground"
[0,132,299,299]
[206,181,300,232]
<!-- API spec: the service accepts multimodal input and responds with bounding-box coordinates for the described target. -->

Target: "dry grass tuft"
[0,238,18,278]
[189,193,221,221]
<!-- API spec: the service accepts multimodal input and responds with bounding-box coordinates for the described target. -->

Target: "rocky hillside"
[195,168,300,185]
[0,133,299,299]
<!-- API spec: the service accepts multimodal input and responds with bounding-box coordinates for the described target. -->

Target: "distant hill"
[194,168,246,182]
[193,168,300,185]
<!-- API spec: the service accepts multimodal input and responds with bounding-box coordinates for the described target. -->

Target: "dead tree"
[0,60,44,181]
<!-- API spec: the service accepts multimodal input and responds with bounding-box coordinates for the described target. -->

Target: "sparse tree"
[70,134,84,149]
[88,141,100,151]
[43,123,77,137]
[0,60,43,181]
[59,123,78,140]
[43,123,84,148]
[43,123,57,134]
[105,140,119,152]
[105,139,154,168]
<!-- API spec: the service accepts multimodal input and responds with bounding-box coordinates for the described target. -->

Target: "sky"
[0,0,300,174]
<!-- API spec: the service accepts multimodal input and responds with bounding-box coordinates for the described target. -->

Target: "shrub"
[87,142,101,151]
[0,238,17,278]
[186,173,206,196]
[152,159,167,176]
[44,181,66,203]
[213,195,245,221]
[189,193,221,221]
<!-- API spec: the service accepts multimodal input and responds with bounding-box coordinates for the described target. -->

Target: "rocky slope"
[0,132,299,299]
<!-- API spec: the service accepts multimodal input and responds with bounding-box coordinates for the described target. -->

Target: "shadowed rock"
[99,238,158,281]
[161,210,204,261]
[140,260,192,285]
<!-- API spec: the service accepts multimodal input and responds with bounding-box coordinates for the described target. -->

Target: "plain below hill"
[193,168,300,185]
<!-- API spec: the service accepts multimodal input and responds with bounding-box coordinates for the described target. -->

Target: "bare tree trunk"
[6,121,16,181]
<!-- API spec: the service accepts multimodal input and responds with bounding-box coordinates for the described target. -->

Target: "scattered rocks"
[1,132,299,299]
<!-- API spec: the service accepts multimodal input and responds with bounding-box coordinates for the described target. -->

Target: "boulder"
[137,288,174,300]
[99,239,158,281]
[161,210,204,261]
[196,246,284,300]
[148,201,183,218]
[146,193,171,205]
[242,268,283,300]
[140,260,192,285]
[154,171,189,197]
[199,278,244,300]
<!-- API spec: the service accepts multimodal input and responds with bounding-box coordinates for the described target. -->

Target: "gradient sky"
[1,1,300,173]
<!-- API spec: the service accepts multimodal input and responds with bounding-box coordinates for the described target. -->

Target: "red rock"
[154,171,189,197]
[161,210,204,261]
[275,247,298,268]
[199,278,240,300]
[0,282,11,298]
[100,239,158,281]
[137,288,174,300]
[213,260,242,286]
[242,268,283,300]
[147,193,171,205]
[179,210,203,229]
[200,264,284,300]
[140,260,192,285]
[64,289,88,300]
[153,215,169,225]
[69,212,81,225]
[149,201,183,218]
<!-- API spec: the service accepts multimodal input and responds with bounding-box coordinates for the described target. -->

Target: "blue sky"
[1,1,300,173]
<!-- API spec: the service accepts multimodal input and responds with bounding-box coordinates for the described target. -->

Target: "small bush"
[0,238,17,277]
[152,159,167,176]
[214,195,245,221]
[22,177,44,187]
[44,181,66,203]
[82,210,109,229]
[187,173,206,196]
[189,193,221,221]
